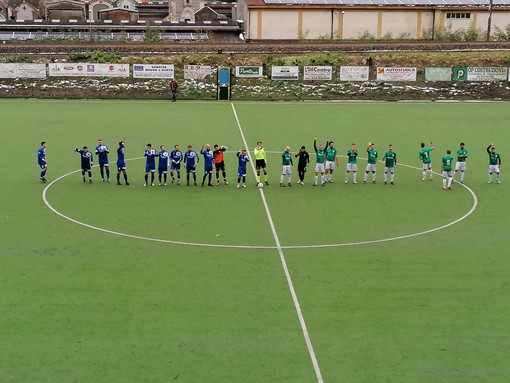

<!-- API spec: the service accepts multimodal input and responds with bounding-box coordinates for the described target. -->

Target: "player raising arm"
[313,137,328,186]
[487,143,502,184]
[95,139,110,182]
[419,141,434,181]
[74,146,93,183]
[363,142,378,184]
[236,148,250,188]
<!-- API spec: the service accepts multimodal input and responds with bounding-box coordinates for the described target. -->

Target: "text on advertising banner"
[271,66,299,80]
[303,66,333,80]
[376,67,417,81]
[133,64,175,79]
[339,66,369,81]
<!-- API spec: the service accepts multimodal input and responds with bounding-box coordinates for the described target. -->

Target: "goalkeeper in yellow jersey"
[254,141,269,185]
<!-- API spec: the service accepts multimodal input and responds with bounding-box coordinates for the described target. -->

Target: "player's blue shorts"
[145,163,156,172]
[238,167,247,176]
[204,163,213,173]
[99,159,109,166]
[81,162,92,171]
[186,165,196,173]
[158,165,168,173]
[170,162,181,171]
[117,161,126,171]
[38,161,47,169]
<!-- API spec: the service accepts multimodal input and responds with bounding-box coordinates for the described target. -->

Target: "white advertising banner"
[376,67,417,81]
[425,67,452,81]
[0,63,47,78]
[339,66,369,81]
[235,66,264,78]
[271,66,299,80]
[16,63,47,78]
[467,67,508,81]
[0,63,17,78]
[303,66,332,80]
[183,65,217,80]
[48,63,129,77]
[133,64,175,79]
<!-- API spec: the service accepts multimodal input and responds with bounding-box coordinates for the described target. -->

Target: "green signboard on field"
[453,67,467,81]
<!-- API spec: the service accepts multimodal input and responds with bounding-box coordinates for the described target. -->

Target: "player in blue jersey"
[200,144,214,187]
[94,139,110,182]
[144,143,157,187]
[116,140,129,185]
[37,141,47,183]
[184,145,199,186]
[170,144,182,185]
[74,146,93,183]
[236,148,250,188]
[158,145,170,186]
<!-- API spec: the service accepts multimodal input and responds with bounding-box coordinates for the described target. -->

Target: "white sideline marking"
[230,103,324,383]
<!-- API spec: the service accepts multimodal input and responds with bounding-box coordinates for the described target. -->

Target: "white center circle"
[42,160,478,250]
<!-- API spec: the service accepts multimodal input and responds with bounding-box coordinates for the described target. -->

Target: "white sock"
[447,177,453,187]
[391,173,394,182]
[442,178,446,188]
[321,175,325,184]
[288,175,291,184]
[353,172,357,182]
[280,175,284,184]
[314,175,318,184]
[384,172,388,182]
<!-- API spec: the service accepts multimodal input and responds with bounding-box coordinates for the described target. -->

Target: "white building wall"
[260,11,298,39]
[343,11,378,39]
[301,10,334,39]
[381,11,417,37]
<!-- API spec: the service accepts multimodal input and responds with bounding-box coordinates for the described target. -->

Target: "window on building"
[124,5,129,8]
[446,13,471,19]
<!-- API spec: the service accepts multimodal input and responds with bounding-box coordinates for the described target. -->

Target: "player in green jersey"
[453,142,468,184]
[441,149,454,190]
[487,143,502,184]
[313,137,328,186]
[363,142,378,184]
[280,146,293,187]
[419,142,434,181]
[381,144,397,185]
[344,143,359,184]
[254,141,269,186]
[325,141,339,183]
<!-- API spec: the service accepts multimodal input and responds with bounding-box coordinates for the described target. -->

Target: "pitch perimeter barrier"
[1,64,509,100]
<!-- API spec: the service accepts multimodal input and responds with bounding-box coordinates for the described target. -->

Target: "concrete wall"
[238,3,510,40]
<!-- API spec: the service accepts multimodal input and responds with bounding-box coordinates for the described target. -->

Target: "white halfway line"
[230,103,324,383]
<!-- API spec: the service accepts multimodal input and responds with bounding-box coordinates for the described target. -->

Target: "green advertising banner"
[453,67,467,81]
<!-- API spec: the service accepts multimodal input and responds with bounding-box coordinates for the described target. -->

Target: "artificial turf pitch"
[1,99,509,382]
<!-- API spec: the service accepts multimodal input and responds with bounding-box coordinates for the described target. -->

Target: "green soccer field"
[1,99,509,383]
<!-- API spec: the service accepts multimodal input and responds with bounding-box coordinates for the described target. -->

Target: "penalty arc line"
[230,102,325,383]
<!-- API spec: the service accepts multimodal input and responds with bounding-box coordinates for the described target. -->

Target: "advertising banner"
[133,64,175,79]
[271,66,299,80]
[425,67,452,81]
[467,67,508,81]
[0,63,17,78]
[183,65,217,80]
[17,63,46,78]
[453,67,467,81]
[48,63,129,77]
[376,67,417,81]
[303,66,333,80]
[235,66,263,78]
[339,66,369,81]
